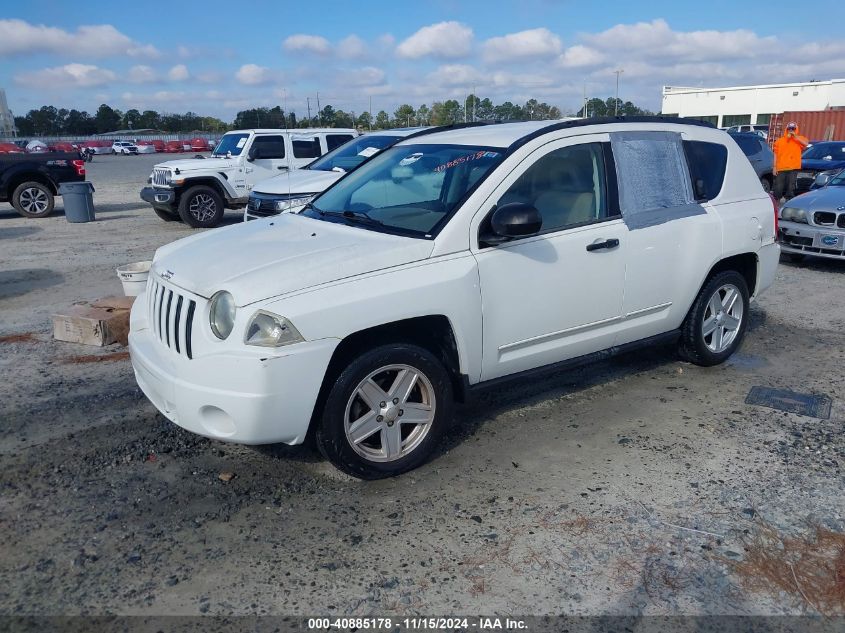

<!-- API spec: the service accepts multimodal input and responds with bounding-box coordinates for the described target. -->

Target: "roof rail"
[507,115,716,153]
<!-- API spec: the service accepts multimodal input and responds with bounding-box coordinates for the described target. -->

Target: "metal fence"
[0,133,219,143]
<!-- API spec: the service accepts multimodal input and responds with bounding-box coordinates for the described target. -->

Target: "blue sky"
[2,0,844,121]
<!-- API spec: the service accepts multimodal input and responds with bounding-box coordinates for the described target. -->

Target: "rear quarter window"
[683,141,727,201]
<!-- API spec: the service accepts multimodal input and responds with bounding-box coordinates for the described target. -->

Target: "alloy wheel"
[189,193,217,222]
[19,187,49,215]
[343,364,436,462]
[702,283,744,353]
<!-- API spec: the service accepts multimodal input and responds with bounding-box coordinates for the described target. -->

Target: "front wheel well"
[309,316,465,438]
[174,178,231,204]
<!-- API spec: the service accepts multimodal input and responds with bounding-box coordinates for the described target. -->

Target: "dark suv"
[729,132,774,193]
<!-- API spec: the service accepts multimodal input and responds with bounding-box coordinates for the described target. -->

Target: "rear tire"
[679,270,749,367]
[177,185,224,228]
[316,343,453,479]
[12,181,54,218]
[760,176,772,193]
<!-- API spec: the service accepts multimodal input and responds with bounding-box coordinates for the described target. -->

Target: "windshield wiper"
[313,208,384,226]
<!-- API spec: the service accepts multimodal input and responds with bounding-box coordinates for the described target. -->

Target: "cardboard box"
[52,296,136,346]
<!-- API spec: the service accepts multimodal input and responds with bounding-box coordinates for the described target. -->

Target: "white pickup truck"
[140,128,356,227]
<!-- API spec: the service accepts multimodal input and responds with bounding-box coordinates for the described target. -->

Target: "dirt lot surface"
[1,153,843,617]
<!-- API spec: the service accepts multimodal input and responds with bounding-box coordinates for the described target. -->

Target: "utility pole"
[316,91,321,125]
[283,88,287,127]
[368,96,372,130]
[306,97,311,123]
[472,85,476,122]
[614,69,624,116]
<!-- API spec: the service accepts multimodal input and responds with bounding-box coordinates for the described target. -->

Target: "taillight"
[72,159,86,177]
[769,193,778,239]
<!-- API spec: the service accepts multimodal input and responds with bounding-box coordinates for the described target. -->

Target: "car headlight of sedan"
[273,194,315,213]
[245,310,304,347]
[209,291,237,340]
[779,206,808,223]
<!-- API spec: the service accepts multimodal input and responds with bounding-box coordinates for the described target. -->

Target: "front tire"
[679,270,749,366]
[12,181,54,218]
[177,185,224,228]
[316,344,453,479]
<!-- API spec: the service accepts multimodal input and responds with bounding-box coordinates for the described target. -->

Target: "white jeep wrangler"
[129,118,780,479]
[140,128,356,228]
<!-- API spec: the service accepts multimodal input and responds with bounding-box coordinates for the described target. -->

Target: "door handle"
[277,166,288,170]
[586,238,620,252]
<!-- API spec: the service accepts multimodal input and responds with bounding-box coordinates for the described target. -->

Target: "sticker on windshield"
[357,146,380,157]
[236,138,247,149]
[399,152,424,166]
[433,151,500,173]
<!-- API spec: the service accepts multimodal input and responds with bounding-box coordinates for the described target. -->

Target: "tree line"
[13,95,653,137]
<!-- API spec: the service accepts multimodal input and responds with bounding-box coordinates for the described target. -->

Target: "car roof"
[396,117,715,149]
[228,128,357,135]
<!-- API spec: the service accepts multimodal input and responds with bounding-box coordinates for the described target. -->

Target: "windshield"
[308,135,401,172]
[803,143,845,160]
[212,133,250,157]
[303,143,504,237]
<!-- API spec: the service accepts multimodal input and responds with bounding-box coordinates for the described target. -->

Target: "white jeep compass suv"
[129,118,780,479]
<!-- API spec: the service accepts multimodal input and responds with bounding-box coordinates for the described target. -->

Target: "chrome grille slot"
[147,279,196,359]
[838,214,845,229]
[152,168,170,187]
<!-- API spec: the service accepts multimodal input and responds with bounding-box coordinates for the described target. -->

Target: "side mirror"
[481,203,542,246]
[247,146,258,161]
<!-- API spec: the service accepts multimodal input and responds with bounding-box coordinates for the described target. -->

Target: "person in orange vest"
[772,121,808,202]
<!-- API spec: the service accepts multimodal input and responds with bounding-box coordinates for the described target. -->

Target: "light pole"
[614,69,624,116]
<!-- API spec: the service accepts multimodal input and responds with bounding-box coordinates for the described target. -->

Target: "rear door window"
[293,136,322,159]
[683,141,728,201]
[326,134,354,152]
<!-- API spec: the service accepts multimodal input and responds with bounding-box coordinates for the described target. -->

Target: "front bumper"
[141,186,176,211]
[128,292,338,445]
[779,221,845,260]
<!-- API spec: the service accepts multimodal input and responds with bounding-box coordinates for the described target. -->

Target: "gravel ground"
[0,153,843,617]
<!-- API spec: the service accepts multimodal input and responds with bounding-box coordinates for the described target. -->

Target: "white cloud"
[557,45,605,68]
[396,22,473,59]
[168,64,190,81]
[338,66,387,87]
[337,35,368,59]
[15,63,117,89]
[128,65,157,83]
[235,64,269,85]
[0,19,159,58]
[482,28,562,63]
[283,34,332,55]
[426,64,484,88]
[585,19,775,63]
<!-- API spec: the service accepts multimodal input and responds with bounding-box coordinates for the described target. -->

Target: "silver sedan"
[778,169,845,262]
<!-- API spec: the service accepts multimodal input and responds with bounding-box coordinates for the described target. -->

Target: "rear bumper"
[141,186,176,211]
[755,242,780,298]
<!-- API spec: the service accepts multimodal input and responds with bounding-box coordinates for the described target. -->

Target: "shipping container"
[768,110,845,146]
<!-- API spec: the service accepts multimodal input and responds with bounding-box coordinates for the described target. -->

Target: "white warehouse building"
[661,78,845,128]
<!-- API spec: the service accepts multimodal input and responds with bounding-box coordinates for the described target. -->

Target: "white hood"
[252,168,342,195]
[154,157,236,172]
[151,214,434,306]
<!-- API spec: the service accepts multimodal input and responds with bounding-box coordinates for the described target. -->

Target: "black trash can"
[59,182,96,223]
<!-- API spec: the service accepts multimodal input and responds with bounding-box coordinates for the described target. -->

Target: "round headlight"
[209,291,236,340]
